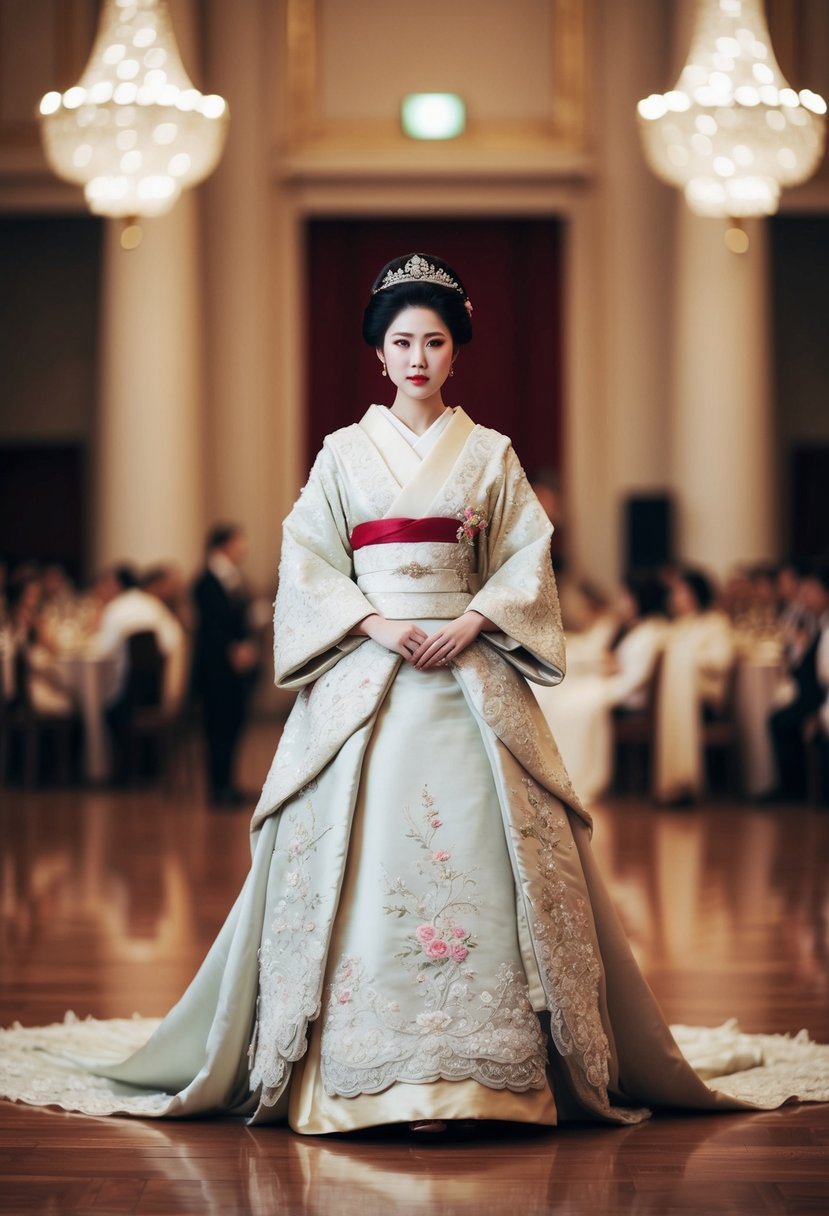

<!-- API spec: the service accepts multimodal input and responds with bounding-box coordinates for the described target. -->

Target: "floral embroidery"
[249,802,334,1105]
[320,788,547,1098]
[511,776,643,1124]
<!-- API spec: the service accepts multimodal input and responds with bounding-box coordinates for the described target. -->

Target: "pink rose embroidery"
[432,850,450,862]
[338,989,352,1005]
[430,818,443,828]
[424,938,450,959]
[452,926,467,938]
[451,944,469,963]
[415,924,436,944]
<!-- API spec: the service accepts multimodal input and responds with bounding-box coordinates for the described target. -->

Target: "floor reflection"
[38,1105,794,1216]
[2,723,828,1042]
[588,801,829,1034]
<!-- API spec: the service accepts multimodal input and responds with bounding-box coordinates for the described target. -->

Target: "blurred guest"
[94,566,185,779]
[191,524,259,808]
[764,565,829,802]
[4,575,75,715]
[532,575,668,803]
[606,575,670,709]
[654,568,736,804]
[777,560,814,661]
[563,581,618,669]
[142,564,193,630]
[94,565,185,705]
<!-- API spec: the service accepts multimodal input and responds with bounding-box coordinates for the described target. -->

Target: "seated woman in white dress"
[654,568,736,804]
[532,575,668,803]
[4,575,75,716]
[1,254,826,1130]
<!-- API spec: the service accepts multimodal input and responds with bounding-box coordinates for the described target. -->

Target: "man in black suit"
[192,524,259,807]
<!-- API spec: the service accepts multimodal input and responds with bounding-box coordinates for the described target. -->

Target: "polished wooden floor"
[1,722,828,1215]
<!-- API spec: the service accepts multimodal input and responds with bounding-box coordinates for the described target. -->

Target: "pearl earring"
[449,366,455,377]
[381,365,387,377]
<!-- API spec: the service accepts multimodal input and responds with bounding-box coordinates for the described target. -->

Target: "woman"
[1,254,826,1128]
[3,574,76,716]
[654,568,736,804]
[532,575,668,803]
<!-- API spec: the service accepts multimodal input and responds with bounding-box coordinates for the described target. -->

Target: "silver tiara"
[373,254,464,296]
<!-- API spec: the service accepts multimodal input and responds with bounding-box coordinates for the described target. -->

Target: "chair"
[1,647,75,787]
[612,651,663,795]
[701,661,742,797]
[117,630,191,788]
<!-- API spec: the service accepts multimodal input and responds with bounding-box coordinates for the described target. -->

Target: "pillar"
[670,210,776,576]
[95,194,205,571]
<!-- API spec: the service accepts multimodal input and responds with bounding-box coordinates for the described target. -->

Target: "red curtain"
[305,218,563,482]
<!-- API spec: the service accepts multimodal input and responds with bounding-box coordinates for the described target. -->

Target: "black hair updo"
[362,252,473,349]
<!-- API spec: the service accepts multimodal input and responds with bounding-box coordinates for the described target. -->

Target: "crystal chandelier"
[637,0,826,218]
[38,0,228,222]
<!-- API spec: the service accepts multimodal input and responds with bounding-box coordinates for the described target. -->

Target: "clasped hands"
[353,611,494,669]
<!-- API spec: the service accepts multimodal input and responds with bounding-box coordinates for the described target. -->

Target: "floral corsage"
[456,505,489,547]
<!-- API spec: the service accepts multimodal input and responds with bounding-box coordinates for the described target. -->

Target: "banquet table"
[733,641,784,799]
[54,650,119,784]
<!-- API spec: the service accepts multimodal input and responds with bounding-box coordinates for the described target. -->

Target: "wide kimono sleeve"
[466,442,566,686]
[273,442,378,690]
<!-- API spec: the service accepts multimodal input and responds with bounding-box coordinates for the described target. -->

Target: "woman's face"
[378,306,455,406]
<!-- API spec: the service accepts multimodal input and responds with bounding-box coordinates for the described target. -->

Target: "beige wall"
[1,0,828,590]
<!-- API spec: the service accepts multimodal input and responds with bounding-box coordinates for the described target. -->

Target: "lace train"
[1,1013,828,1119]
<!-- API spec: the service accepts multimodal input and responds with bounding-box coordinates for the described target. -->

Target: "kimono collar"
[359,405,476,519]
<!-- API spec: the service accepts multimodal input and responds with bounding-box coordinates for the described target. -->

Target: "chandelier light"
[38,0,228,224]
[637,0,826,219]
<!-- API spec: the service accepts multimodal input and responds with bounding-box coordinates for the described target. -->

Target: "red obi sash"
[350,517,460,551]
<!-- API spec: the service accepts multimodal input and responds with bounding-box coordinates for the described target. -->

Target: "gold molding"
[282,0,589,165]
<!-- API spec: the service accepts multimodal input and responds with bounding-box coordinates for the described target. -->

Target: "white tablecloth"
[54,652,119,783]
[734,647,783,798]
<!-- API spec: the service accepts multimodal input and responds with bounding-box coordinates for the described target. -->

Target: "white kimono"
[1,408,827,1126]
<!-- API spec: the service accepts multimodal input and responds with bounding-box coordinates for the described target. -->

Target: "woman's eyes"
[392,339,446,348]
